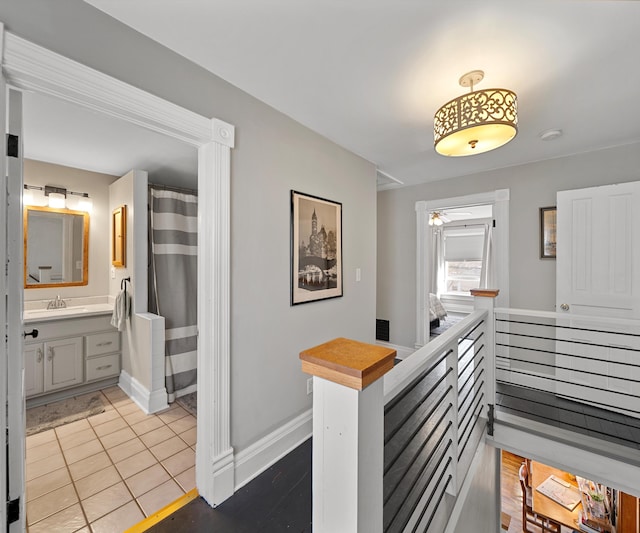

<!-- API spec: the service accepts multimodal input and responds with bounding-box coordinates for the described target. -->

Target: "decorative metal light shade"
[434,70,517,157]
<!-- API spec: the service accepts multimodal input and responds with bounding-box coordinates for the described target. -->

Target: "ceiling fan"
[428,210,471,226]
[428,211,448,226]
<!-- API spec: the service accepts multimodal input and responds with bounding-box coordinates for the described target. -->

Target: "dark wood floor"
[144,436,593,533]
[148,441,527,533]
[148,438,312,532]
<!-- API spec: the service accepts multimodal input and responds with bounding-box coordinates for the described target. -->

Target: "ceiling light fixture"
[429,212,445,226]
[434,70,517,157]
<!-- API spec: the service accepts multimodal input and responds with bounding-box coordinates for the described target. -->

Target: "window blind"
[443,227,485,261]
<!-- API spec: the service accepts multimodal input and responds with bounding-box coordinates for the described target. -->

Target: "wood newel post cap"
[470,288,500,298]
[299,337,396,391]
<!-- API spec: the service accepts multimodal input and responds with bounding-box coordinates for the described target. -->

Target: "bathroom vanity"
[23,304,120,407]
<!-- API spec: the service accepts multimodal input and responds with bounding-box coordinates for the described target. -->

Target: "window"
[444,260,482,294]
[442,226,485,295]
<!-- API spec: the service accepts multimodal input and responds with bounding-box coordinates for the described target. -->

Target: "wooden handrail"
[300,337,396,390]
[470,288,500,298]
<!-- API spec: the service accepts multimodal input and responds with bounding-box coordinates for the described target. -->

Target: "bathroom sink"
[23,306,90,320]
[22,304,113,320]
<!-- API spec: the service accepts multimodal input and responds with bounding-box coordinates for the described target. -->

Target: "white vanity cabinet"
[46,337,84,391]
[24,343,44,397]
[24,314,121,404]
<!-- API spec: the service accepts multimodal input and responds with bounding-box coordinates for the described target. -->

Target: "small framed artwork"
[540,206,557,259]
[291,190,343,305]
[112,205,127,267]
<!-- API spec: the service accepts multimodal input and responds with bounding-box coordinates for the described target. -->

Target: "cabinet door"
[44,337,83,392]
[24,343,44,397]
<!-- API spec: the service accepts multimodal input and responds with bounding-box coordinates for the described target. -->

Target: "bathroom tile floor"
[25,386,197,532]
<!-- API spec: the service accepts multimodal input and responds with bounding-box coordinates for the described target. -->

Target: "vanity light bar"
[23,184,92,211]
[43,185,67,198]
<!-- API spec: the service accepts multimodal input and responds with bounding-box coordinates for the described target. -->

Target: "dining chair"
[519,462,561,533]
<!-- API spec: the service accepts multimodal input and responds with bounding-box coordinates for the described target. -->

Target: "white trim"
[117,370,168,415]
[415,203,429,348]
[118,370,147,413]
[439,294,474,315]
[2,33,227,148]
[490,416,640,497]
[195,140,235,505]
[234,409,313,491]
[415,190,509,348]
[2,28,236,508]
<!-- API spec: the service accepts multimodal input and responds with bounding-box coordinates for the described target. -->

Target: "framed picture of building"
[540,206,557,259]
[291,190,343,305]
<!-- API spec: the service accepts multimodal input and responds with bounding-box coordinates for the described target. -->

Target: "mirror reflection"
[24,206,89,288]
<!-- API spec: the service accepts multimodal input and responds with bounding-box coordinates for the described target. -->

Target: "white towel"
[111,289,131,332]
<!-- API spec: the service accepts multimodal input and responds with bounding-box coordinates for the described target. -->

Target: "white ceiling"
[22,90,198,189]
[30,1,640,191]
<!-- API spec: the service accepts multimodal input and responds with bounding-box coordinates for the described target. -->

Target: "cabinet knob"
[23,329,39,339]
[47,347,54,361]
[36,348,43,363]
[560,303,570,311]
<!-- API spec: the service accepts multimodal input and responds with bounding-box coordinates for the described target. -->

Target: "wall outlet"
[111,267,116,279]
[356,267,361,282]
[307,378,313,395]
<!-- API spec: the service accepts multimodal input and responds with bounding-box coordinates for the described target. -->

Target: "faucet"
[47,295,67,310]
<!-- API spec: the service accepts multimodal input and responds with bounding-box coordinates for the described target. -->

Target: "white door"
[3,84,26,531]
[556,181,640,414]
[557,181,640,318]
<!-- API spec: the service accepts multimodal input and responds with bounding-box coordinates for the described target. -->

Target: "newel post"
[471,289,499,430]
[300,338,396,533]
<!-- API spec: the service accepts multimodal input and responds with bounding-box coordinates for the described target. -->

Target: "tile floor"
[25,386,197,532]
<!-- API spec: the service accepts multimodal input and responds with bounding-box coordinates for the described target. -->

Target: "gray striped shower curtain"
[148,186,198,402]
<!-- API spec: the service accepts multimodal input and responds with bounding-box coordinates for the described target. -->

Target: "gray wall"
[378,142,640,347]
[2,1,377,451]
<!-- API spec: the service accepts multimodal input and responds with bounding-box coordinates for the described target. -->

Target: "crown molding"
[3,32,235,148]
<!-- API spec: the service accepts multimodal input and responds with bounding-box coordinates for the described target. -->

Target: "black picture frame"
[291,190,343,305]
[540,206,557,259]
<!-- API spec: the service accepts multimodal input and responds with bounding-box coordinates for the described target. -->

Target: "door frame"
[1,27,236,508]
[415,189,510,348]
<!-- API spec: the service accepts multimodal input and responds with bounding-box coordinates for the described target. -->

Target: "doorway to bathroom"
[3,29,234,532]
[19,93,201,529]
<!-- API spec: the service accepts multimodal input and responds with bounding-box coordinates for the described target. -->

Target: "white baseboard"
[197,447,235,507]
[375,341,415,360]
[118,370,168,414]
[234,409,312,491]
[148,387,169,414]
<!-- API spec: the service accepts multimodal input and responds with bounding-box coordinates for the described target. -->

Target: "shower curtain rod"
[149,182,198,196]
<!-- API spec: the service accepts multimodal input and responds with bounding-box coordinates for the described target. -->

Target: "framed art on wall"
[291,190,343,305]
[540,206,557,259]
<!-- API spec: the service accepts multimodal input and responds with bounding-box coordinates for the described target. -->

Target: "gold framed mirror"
[24,205,89,288]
